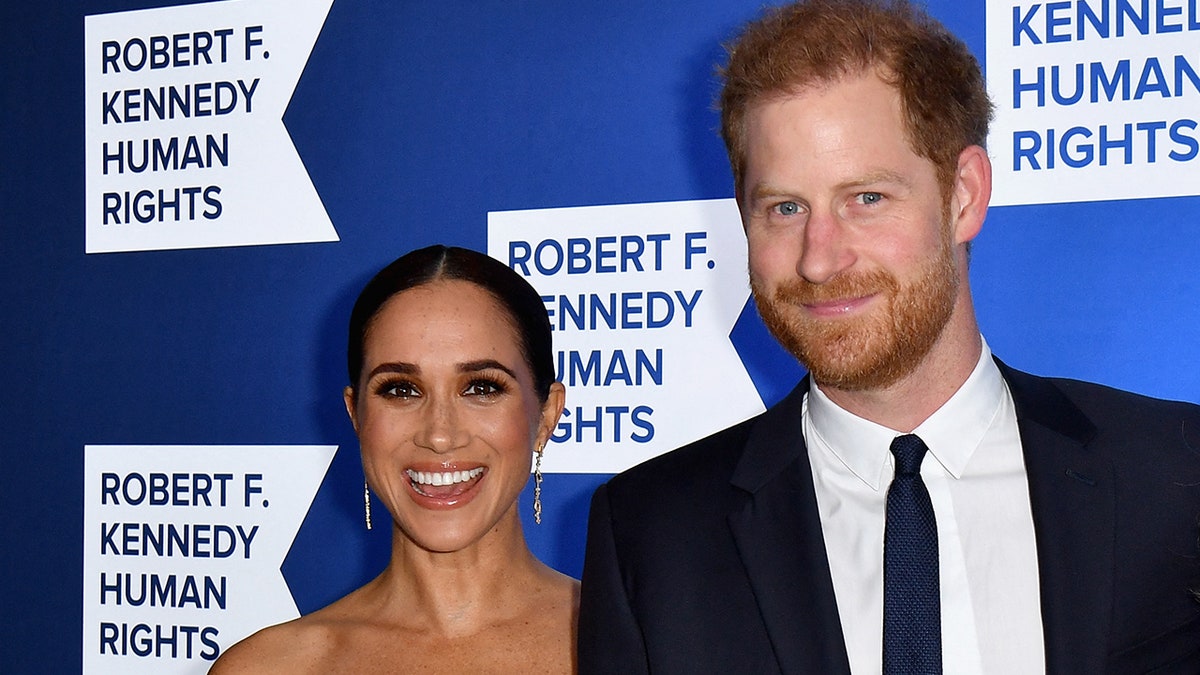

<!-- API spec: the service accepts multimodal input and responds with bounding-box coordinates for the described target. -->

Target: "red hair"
[719,0,992,201]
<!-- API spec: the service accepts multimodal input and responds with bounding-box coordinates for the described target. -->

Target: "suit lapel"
[1001,361,1114,675]
[725,364,1113,672]
[728,381,852,674]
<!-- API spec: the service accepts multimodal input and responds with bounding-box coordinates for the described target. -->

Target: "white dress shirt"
[803,339,1046,674]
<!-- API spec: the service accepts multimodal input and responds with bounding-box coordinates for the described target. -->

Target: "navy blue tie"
[883,434,941,674]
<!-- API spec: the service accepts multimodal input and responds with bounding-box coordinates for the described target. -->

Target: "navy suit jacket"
[578,361,1200,674]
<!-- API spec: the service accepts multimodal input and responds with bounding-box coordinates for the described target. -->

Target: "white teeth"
[406,467,484,486]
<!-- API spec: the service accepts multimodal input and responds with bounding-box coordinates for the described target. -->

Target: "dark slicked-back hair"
[347,245,555,402]
[719,0,993,201]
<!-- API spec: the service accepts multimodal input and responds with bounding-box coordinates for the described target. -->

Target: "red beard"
[752,236,959,391]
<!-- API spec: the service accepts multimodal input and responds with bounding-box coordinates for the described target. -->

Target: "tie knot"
[890,434,928,476]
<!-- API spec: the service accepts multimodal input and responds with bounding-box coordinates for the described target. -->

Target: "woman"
[213,245,576,673]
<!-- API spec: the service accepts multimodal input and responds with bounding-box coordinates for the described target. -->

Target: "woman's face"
[346,279,564,554]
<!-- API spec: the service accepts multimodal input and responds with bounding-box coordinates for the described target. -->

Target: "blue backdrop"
[2,0,1197,671]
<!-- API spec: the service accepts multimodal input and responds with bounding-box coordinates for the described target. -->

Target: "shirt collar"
[806,338,1004,489]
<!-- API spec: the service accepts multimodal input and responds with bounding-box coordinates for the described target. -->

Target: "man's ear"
[950,144,992,245]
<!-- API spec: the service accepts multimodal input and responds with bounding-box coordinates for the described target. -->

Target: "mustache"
[766,269,899,305]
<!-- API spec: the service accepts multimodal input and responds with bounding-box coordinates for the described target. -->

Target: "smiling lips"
[772,270,892,319]
[405,467,485,505]
[803,294,875,317]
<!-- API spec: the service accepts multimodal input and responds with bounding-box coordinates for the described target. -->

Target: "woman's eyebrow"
[458,359,518,380]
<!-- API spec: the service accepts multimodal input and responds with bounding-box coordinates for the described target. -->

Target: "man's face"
[739,71,963,392]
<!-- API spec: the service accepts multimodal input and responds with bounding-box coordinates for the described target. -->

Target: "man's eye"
[774,201,800,216]
[857,192,883,205]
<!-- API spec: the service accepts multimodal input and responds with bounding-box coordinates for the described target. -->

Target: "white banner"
[489,199,764,474]
[84,0,337,253]
[987,1,1200,206]
[82,445,336,673]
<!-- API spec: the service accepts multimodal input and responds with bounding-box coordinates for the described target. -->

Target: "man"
[577,1,1200,673]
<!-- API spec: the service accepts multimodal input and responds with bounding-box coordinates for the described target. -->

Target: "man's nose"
[797,208,855,284]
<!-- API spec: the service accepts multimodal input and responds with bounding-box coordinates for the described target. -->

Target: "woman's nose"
[413,397,470,453]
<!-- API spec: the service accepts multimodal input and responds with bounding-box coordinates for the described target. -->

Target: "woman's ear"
[343,386,359,434]
[537,382,566,448]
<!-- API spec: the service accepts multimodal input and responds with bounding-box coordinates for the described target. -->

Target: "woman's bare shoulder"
[208,601,357,674]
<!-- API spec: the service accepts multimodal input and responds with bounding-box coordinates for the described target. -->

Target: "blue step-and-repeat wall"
[2,0,1197,671]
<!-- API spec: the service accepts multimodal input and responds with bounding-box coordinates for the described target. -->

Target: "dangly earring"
[364,481,372,530]
[533,444,545,525]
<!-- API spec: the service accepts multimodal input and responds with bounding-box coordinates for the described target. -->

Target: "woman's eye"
[774,201,800,216]
[465,379,503,397]
[857,192,883,205]
[379,381,418,399]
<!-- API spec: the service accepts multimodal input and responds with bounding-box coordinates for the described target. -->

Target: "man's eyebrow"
[841,169,911,188]
[747,182,799,203]
[748,170,913,203]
